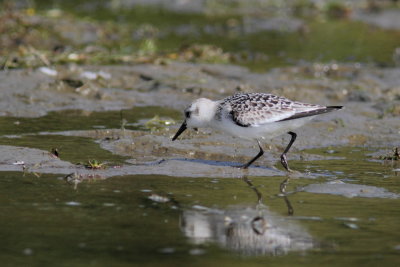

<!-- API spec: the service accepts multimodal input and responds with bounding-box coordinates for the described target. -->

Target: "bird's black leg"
[280,131,297,172]
[279,177,294,215]
[242,176,263,204]
[239,140,264,169]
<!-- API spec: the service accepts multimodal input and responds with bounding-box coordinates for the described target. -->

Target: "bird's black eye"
[185,111,191,118]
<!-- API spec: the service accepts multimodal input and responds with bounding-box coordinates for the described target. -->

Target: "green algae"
[0,106,180,136]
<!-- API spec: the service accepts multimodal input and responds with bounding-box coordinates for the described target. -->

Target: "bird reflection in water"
[242,175,293,216]
[180,175,313,256]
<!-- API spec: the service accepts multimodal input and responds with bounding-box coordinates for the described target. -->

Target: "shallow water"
[0,106,179,136]
[0,108,399,266]
[0,153,399,266]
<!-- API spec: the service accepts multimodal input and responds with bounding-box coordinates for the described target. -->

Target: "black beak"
[172,121,187,141]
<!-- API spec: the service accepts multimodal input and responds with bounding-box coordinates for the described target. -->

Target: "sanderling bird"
[172,92,343,171]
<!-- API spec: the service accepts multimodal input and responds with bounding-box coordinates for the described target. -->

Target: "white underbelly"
[212,117,314,140]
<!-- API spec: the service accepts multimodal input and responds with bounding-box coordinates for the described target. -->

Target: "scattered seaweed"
[77,159,108,169]
[144,115,176,132]
[0,4,235,70]
[50,148,59,158]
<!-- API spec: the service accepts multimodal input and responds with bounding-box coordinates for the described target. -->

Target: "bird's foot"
[236,164,249,169]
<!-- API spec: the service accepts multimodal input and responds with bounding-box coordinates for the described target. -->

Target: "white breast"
[212,116,314,140]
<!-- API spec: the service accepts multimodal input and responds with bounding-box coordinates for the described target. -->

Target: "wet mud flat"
[0,60,398,192]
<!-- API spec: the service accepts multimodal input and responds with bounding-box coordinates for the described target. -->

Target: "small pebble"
[80,71,97,80]
[39,66,58,76]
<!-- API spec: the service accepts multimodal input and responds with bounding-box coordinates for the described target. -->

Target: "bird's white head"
[172,98,217,141]
[185,98,217,128]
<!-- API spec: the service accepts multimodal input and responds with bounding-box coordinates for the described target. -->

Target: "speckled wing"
[219,93,328,127]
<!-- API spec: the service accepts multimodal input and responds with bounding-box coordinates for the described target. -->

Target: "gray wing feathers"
[220,93,341,127]
[278,106,343,121]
